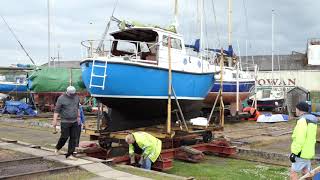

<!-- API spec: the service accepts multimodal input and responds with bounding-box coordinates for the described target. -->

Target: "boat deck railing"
[81,39,159,65]
[308,38,320,45]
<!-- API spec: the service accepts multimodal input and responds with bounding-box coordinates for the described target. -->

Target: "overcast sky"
[0,0,319,66]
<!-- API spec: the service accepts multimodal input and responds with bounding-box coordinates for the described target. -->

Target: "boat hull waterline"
[81,60,215,131]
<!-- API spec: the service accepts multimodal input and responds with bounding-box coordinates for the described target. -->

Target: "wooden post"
[236,61,240,117]
[167,36,172,135]
[254,65,258,109]
[219,48,225,128]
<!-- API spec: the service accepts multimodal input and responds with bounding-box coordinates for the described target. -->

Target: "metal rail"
[0,165,78,179]
[0,157,42,166]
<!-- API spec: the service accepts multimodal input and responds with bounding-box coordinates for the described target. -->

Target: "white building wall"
[257,70,320,91]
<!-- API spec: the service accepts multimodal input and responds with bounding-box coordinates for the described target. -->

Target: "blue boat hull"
[211,81,255,93]
[0,83,27,93]
[81,60,214,131]
[204,81,255,104]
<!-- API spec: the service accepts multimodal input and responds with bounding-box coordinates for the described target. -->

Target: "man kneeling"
[125,132,162,170]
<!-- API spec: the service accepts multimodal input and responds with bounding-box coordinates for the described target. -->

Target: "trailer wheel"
[98,136,112,150]
[202,131,213,143]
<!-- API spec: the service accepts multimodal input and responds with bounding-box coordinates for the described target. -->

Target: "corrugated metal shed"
[286,86,309,116]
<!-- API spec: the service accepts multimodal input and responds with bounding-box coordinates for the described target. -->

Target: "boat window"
[140,42,150,53]
[16,77,25,84]
[162,35,182,50]
[232,73,243,79]
[4,75,15,82]
[116,41,136,54]
[232,73,237,79]
[262,89,271,99]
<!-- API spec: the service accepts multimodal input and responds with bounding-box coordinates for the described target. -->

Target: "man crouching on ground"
[52,86,80,160]
[290,101,318,180]
[125,132,162,170]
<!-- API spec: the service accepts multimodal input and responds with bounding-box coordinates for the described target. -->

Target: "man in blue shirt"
[76,105,85,147]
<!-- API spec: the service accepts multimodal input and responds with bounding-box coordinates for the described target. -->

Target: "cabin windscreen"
[110,29,159,62]
[162,35,182,50]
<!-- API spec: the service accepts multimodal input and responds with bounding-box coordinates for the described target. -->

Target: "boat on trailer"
[0,68,28,100]
[186,41,255,108]
[0,80,27,93]
[205,66,255,105]
[80,27,215,131]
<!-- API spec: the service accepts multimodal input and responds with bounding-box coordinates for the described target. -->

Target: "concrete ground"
[0,140,151,180]
[0,116,299,155]
[224,119,320,154]
[223,120,295,153]
[0,116,189,180]
[1,114,320,179]
[0,117,90,149]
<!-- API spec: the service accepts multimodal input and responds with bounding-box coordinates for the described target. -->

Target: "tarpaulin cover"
[118,19,177,33]
[3,101,36,116]
[257,114,289,123]
[28,67,86,92]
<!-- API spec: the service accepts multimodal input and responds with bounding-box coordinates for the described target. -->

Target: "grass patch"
[26,168,97,180]
[167,156,289,180]
[114,165,179,180]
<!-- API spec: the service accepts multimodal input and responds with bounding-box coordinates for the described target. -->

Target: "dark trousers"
[75,125,82,147]
[56,122,78,157]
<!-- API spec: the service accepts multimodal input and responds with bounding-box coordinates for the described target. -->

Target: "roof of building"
[287,86,309,93]
[241,53,320,71]
[41,61,81,69]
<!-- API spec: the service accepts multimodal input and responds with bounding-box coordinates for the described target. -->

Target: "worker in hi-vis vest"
[290,101,318,180]
[125,132,162,170]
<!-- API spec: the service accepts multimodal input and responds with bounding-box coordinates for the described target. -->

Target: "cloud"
[0,0,320,66]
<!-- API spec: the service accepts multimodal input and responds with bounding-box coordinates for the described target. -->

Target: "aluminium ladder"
[89,60,107,90]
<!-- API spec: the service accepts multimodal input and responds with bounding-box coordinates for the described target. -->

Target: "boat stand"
[84,121,235,171]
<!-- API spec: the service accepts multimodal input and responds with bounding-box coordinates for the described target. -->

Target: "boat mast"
[200,0,204,71]
[174,0,179,32]
[227,0,232,67]
[96,0,119,55]
[47,0,51,67]
[228,0,232,47]
[271,10,274,92]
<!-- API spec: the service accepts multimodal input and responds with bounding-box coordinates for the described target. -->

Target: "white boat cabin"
[90,27,211,73]
[213,67,254,82]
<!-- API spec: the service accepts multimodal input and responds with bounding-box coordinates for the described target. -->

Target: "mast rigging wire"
[1,15,36,65]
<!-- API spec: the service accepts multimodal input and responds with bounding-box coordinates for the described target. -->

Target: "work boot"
[54,149,62,155]
[66,155,78,161]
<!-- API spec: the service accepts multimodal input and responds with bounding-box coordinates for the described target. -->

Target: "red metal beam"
[88,140,236,171]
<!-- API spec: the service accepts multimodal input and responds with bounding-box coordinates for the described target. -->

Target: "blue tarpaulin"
[314,172,320,180]
[3,101,36,116]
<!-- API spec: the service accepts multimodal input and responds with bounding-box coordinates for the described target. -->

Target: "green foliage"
[167,156,289,180]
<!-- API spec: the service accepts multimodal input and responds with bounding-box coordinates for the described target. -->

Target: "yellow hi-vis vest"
[291,114,318,159]
[129,132,162,163]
